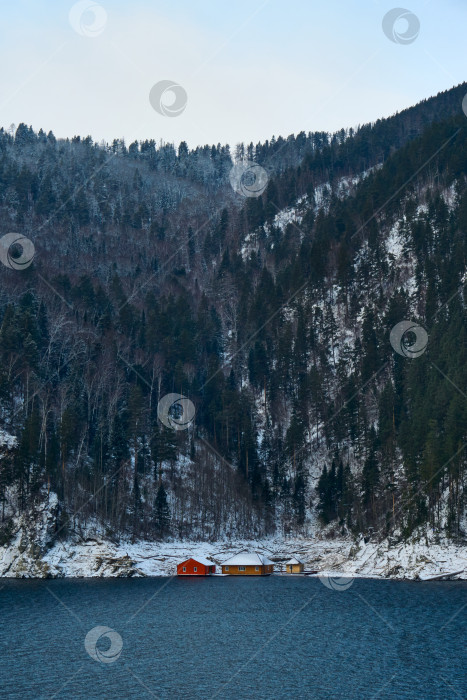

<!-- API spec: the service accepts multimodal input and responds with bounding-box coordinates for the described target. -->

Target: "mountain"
[0,82,466,574]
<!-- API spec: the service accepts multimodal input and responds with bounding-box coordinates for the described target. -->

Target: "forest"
[0,81,466,544]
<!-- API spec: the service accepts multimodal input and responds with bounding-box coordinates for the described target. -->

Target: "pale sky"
[0,0,466,149]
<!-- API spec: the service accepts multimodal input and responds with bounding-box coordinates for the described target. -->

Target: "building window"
[194,567,197,572]
[238,566,245,571]
[182,566,186,572]
[225,566,229,571]
[255,567,259,571]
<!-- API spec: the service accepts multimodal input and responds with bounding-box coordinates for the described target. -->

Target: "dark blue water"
[0,576,465,699]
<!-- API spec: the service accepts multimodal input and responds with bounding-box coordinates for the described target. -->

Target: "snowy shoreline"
[0,494,464,579]
[1,533,465,580]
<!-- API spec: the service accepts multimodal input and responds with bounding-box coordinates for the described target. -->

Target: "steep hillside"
[0,83,467,563]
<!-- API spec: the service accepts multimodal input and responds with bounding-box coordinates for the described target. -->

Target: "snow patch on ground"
[441,182,457,210]
[0,429,17,450]
[271,195,307,233]
[386,222,404,260]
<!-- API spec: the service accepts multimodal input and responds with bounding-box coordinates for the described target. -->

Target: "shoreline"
[1,532,465,580]
[2,574,465,582]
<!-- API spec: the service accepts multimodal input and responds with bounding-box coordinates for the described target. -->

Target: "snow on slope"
[0,493,464,579]
[1,533,464,580]
[0,429,17,451]
[2,183,466,580]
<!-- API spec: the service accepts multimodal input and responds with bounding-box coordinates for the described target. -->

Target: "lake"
[0,576,465,699]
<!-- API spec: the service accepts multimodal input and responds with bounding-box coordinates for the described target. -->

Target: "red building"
[177,556,216,576]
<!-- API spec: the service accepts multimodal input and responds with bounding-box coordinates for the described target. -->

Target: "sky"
[0,0,466,149]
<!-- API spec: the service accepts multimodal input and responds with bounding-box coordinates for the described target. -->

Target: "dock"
[418,570,464,581]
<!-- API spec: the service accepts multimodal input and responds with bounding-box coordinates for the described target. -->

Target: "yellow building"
[285,557,304,573]
[222,551,274,575]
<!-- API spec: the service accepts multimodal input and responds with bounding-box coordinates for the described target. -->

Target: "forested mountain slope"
[0,82,467,549]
